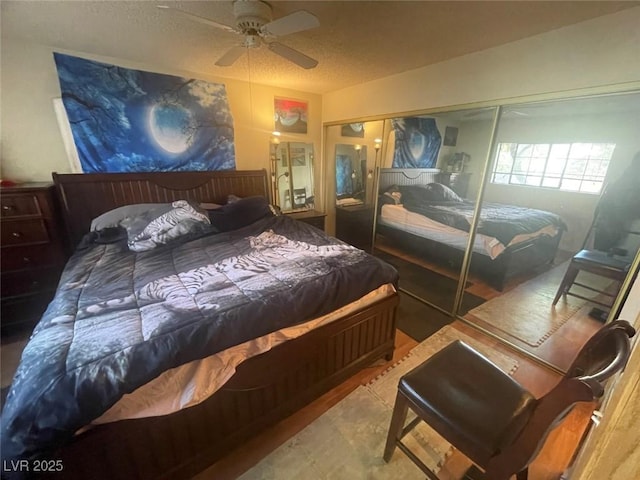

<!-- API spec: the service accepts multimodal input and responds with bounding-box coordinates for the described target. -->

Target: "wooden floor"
[196,242,600,479]
[196,322,593,480]
[374,238,602,371]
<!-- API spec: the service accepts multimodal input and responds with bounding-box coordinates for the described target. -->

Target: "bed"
[376,168,565,290]
[1,170,399,480]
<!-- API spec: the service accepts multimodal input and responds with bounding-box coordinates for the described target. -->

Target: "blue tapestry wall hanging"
[53,53,235,172]
[391,117,441,168]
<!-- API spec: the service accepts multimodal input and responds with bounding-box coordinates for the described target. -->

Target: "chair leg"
[383,391,409,462]
[553,263,580,305]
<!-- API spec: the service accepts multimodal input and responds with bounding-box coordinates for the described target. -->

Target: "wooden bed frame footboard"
[46,292,398,480]
[44,170,399,479]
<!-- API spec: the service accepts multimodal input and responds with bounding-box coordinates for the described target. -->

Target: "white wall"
[323,8,640,122]
[0,40,323,207]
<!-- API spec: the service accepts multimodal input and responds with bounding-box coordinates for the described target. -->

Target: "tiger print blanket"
[1,215,398,463]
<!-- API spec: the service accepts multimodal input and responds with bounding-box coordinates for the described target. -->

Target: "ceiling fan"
[158,1,320,69]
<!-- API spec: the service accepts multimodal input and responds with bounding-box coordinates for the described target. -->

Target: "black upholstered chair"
[383,320,635,480]
[553,186,640,310]
[551,249,632,309]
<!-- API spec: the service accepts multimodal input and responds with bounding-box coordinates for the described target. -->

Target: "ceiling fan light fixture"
[233,0,272,33]
[242,34,261,48]
[163,0,319,69]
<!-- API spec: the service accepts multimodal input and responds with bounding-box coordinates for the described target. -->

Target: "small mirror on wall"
[336,144,367,206]
[271,141,315,212]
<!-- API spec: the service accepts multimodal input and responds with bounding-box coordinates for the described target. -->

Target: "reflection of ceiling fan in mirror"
[158,0,320,69]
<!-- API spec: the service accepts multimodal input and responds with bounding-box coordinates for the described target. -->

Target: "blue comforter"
[1,215,398,463]
[402,200,567,245]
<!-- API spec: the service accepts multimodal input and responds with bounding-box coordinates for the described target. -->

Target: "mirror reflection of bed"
[369,91,640,371]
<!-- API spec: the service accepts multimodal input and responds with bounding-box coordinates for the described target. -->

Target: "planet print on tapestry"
[53,53,236,172]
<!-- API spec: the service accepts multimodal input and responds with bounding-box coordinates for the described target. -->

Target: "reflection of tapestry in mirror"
[336,145,367,206]
[336,155,354,196]
[392,117,441,168]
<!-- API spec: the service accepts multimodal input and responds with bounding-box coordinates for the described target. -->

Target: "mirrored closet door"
[372,108,497,315]
[460,91,640,371]
[326,87,640,371]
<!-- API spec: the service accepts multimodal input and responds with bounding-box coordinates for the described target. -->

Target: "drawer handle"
[31,280,40,288]
[12,232,22,238]
[23,257,31,264]
[2,205,14,211]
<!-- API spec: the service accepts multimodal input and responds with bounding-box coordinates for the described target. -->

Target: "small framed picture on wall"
[443,126,458,146]
[341,123,365,137]
[274,97,308,134]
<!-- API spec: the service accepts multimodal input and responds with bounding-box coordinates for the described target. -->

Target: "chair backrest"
[485,320,636,480]
[593,177,640,253]
[567,319,636,389]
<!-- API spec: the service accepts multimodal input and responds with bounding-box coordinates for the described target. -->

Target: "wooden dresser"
[285,209,326,231]
[1,183,66,334]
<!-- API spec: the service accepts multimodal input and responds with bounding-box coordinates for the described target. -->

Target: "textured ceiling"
[2,1,637,94]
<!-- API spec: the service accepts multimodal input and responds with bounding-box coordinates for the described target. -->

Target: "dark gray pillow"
[398,185,438,204]
[208,196,276,232]
[90,203,171,231]
[427,183,464,202]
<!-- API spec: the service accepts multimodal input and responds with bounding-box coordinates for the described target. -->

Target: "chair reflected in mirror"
[293,188,307,209]
[383,320,635,480]
[553,171,640,316]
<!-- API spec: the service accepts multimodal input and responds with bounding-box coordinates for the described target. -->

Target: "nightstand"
[1,183,66,335]
[335,204,375,251]
[285,209,326,231]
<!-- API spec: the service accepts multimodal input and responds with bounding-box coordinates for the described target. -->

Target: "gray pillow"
[122,200,211,252]
[90,203,171,231]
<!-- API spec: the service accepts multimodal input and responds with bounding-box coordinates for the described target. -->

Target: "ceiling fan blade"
[268,42,318,69]
[261,10,319,37]
[157,5,237,34]
[215,46,247,67]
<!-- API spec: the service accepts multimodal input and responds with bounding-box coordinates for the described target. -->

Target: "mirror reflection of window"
[335,144,367,206]
[271,141,314,212]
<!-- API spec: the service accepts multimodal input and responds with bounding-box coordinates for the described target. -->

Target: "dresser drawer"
[1,295,53,332]
[1,193,42,218]
[298,215,325,230]
[1,244,65,271]
[1,219,50,245]
[1,267,61,298]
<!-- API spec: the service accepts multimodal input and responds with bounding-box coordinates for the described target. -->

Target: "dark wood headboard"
[53,170,270,247]
[378,168,440,192]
